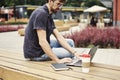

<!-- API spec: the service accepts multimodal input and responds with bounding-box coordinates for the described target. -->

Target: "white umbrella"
[84,5,107,13]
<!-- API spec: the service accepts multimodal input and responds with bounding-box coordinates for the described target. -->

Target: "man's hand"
[74,52,82,59]
[57,58,72,63]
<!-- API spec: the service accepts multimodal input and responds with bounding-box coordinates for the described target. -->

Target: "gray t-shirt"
[23,5,55,58]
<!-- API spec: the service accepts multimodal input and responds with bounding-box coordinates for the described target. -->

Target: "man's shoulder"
[33,6,48,17]
[36,5,48,14]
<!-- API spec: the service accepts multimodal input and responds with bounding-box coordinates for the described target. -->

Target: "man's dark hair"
[47,0,67,3]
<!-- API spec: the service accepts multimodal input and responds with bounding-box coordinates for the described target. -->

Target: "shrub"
[63,27,120,49]
[0,22,27,25]
[0,25,24,32]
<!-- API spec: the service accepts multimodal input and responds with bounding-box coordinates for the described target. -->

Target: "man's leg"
[30,39,75,61]
[50,39,75,48]
[40,39,75,60]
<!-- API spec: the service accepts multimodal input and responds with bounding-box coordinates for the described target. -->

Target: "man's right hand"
[57,58,72,63]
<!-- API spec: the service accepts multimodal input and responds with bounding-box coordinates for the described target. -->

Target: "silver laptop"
[66,46,99,66]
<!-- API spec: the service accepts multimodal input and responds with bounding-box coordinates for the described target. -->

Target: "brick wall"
[113,0,120,26]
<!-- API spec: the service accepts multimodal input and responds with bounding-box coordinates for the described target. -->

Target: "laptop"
[66,46,99,67]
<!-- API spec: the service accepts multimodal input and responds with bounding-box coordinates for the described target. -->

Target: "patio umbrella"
[84,5,107,13]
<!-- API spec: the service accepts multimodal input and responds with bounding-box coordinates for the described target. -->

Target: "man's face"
[51,0,64,13]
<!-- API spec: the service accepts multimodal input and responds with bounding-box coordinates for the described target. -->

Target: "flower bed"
[0,25,24,32]
[63,27,120,49]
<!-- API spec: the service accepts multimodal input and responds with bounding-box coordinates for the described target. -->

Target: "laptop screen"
[89,46,98,61]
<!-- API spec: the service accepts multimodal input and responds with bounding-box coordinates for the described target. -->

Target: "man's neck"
[46,3,52,14]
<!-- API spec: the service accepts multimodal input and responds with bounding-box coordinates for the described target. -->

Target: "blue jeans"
[29,39,74,61]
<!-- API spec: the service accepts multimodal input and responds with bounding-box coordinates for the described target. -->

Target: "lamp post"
[115,0,118,26]
[0,7,1,19]
[25,0,27,5]
[14,0,16,22]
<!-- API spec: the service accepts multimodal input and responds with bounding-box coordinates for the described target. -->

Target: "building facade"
[113,0,120,26]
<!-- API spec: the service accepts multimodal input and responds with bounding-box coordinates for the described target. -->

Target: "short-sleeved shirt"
[23,4,56,58]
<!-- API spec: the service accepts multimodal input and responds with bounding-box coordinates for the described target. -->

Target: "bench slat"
[0,61,81,80]
[0,67,52,80]
[0,56,119,80]
[0,49,120,80]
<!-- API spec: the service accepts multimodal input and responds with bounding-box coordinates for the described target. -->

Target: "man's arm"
[37,29,59,62]
[53,29,82,59]
[53,29,76,54]
[37,29,72,63]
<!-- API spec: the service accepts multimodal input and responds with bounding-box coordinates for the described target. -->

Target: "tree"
[27,0,46,5]
[0,0,47,7]
[0,0,104,7]
[0,0,14,7]
[83,0,104,7]
[65,0,83,7]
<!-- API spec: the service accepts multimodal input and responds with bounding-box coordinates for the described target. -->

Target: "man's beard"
[51,8,59,13]
[51,10,57,13]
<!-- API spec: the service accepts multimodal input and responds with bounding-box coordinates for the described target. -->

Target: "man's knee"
[66,39,75,47]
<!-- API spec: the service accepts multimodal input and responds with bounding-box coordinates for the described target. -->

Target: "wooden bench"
[18,28,25,36]
[54,20,79,32]
[17,20,79,36]
[0,48,120,80]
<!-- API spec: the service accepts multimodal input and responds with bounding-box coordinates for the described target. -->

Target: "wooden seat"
[55,20,79,32]
[65,20,79,27]
[54,20,64,26]
[54,20,70,32]
[18,28,25,36]
[0,48,120,80]
[0,49,79,80]
[56,24,71,32]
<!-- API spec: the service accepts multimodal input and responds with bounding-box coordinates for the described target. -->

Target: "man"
[23,0,81,63]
